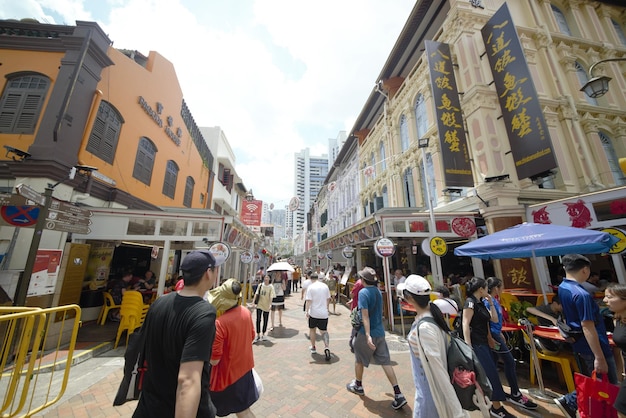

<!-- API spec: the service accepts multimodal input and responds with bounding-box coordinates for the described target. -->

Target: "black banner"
[425,40,473,187]
[481,3,557,180]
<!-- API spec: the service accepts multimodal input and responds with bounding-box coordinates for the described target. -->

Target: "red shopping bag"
[574,371,619,418]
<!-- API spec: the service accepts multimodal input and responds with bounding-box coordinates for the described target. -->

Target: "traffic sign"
[49,199,92,218]
[15,184,45,206]
[46,210,92,225]
[0,194,30,207]
[44,220,90,234]
[1,205,40,227]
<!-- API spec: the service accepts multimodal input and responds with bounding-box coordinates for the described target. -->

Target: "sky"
[0,0,415,207]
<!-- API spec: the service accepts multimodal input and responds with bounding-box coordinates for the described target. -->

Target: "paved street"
[33,291,566,417]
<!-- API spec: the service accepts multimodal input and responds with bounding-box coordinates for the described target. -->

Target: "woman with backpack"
[399,274,467,417]
[462,277,516,418]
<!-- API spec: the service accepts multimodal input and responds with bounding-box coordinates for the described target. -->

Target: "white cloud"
[0,0,414,206]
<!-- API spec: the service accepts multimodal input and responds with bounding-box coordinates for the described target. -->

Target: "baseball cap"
[180,250,224,281]
[397,274,431,295]
[358,267,378,285]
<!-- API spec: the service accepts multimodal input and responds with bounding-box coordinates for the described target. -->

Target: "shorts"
[211,369,258,416]
[308,316,328,331]
[271,295,285,311]
[615,378,626,414]
[352,332,391,367]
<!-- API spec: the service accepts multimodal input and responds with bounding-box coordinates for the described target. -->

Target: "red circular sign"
[451,217,477,238]
[1,205,40,227]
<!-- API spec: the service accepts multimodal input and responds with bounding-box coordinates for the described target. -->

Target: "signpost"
[0,194,31,207]
[15,183,46,206]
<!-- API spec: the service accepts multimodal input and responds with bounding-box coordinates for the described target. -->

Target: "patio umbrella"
[266,261,295,273]
[454,222,619,260]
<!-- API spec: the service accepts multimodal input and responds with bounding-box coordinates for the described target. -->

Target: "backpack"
[350,307,362,330]
[417,316,492,412]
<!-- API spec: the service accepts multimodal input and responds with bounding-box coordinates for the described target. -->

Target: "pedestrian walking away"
[132,249,223,418]
[208,278,258,418]
[345,266,407,410]
[304,272,331,360]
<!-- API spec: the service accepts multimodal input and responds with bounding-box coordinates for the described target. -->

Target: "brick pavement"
[36,290,568,417]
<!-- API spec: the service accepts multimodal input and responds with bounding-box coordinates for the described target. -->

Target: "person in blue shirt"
[554,254,618,418]
[485,277,537,410]
[345,266,407,411]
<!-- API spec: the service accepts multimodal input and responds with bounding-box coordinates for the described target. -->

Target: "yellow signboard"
[430,236,448,257]
[603,228,626,254]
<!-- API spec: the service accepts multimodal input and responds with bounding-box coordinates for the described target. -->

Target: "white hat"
[397,274,431,295]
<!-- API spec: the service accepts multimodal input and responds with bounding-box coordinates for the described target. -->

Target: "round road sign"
[1,205,40,227]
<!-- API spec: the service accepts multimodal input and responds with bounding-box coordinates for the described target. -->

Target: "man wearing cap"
[209,279,258,417]
[133,250,222,418]
[346,266,407,410]
[304,273,332,360]
[554,254,618,418]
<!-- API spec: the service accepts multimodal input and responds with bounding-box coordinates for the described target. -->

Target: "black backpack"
[417,317,492,411]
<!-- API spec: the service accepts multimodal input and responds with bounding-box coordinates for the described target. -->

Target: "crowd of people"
[120,250,626,418]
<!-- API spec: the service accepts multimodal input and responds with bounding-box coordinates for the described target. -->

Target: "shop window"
[400,114,409,152]
[162,160,179,199]
[160,220,187,236]
[86,100,124,163]
[0,73,50,134]
[127,218,156,235]
[183,176,194,207]
[133,137,157,185]
[414,93,428,139]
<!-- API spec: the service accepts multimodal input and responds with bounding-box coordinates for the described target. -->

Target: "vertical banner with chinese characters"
[481,3,557,180]
[425,40,473,188]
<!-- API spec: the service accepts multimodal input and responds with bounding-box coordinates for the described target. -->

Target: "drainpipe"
[53,28,93,142]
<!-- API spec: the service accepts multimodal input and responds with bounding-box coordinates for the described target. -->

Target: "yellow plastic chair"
[98,291,121,325]
[536,294,554,306]
[114,291,147,348]
[499,292,520,313]
[521,328,578,392]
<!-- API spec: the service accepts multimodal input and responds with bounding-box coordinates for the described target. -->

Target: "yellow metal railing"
[0,305,81,417]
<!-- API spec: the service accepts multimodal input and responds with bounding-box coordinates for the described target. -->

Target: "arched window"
[599,132,626,186]
[551,5,572,36]
[382,186,388,208]
[612,19,626,46]
[370,152,376,178]
[400,114,409,152]
[403,168,416,207]
[420,153,437,209]
[183,176,195,207]
[575,62,597,105]
[163,160,179,199]
[0,73,50,134]
[414,93,428,139]
[86,100,124,163]
[380,141,386,171]
[133,137,157,185]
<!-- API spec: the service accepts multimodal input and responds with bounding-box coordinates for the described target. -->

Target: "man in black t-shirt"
[526,296,562,327]
[133,250,223,418]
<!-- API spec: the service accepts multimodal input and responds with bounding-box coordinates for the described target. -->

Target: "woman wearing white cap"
[399,275,467,418]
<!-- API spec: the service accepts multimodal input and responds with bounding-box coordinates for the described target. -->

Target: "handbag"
[574,371,619,418]
[113,329,147,405]
[557,319,584,343]
[253,289,260,305]
[252,368,264,397]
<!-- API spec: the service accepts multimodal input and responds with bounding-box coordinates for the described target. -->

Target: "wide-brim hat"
[207,278,241,311]
[358,267,378,285]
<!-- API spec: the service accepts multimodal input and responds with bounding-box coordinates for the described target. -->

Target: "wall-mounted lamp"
[245,189,255,202]
[418,137,430,148]
[484,174,510,183]
[530,170,557,186]
[580,58,626,98]
[467,189,489,207]
[3,145,31,161]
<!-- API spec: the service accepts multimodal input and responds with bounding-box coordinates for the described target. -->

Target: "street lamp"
[245,189,254,202]
[580,58,626,98]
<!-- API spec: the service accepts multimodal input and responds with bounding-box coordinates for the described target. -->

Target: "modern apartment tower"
[292,148,328,239]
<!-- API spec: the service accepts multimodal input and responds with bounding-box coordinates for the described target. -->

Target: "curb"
[38,341,115,374]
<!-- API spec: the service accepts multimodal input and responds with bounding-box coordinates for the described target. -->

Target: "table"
[533,326,615,347]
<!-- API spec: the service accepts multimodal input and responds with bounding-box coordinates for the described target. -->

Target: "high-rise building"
[292,148,328,238]
[328,130,347,168]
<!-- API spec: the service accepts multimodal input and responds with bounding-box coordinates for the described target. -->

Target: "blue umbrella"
[454,222,619,260]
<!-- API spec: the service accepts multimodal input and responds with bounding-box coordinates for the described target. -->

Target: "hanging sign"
[208,242,231,265]
[342,246,355,259]
[241,251,253,264]
[429,236,448,257]
[374,238,395,258]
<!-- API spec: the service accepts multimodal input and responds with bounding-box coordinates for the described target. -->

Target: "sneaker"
[490,406,516,418]
[346,380,364,396]
[253,335,259,343]
[309,346,316,354]
[554,396,576,418]
[260,335,266,341]
[508,393,537,410]
[324,348,331,361]
[391,394,407,410]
